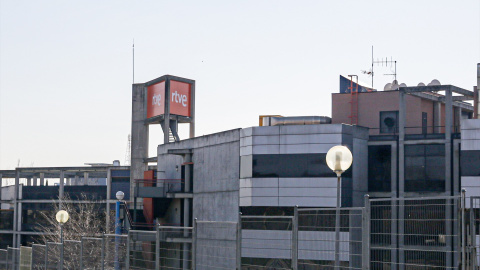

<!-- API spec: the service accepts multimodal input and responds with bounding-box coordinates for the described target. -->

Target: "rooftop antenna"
[366,46,397,89]
[132,39,135,83]
[125,134,131,166]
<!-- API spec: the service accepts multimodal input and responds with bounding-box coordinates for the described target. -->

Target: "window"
[405,144,445,192]
[252,154,351,178]
[461,150,480,176]
[368,145,391,192]
[380,111,399,134]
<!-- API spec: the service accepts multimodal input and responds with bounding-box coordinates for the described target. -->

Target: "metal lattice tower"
[124,134,131,165]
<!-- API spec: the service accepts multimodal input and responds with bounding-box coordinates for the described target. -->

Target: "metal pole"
[101,235,105,270]
[6,246,9,270]
[362,195,370,270]
[115,201,121,270]
[125,232,130,270]
[79,238,83,270]
[462,189,466,270]
[155,225,160,270]
[292,206,298,270]
[44,243,48,270]
[334,174,341,270]
[470,197,477,269]
[192,218,197,269]
[60,225,64,270]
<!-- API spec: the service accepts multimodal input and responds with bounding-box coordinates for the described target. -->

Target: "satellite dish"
[418,82,425,86]
[428,79,441,86]
[384,83,392,91]
[391,80,399,90]
[399,83,407,87]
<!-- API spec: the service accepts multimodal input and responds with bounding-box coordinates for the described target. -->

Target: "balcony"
[369,125,461,141]
[134,179,192,199]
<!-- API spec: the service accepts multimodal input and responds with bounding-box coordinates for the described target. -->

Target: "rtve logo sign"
[171,91,187,107]
[152,94,162,106]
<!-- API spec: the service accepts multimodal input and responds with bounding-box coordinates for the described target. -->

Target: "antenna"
[132,39,135,84]
[368,47,397,89]
[125,134,131,166]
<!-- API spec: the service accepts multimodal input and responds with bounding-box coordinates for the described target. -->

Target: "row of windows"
[249,145,477,192]
[252,154,352,178]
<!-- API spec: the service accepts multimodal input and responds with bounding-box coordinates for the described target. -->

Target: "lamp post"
[115,191,124,270]
[55,210,69,270]
[326,145,353,270]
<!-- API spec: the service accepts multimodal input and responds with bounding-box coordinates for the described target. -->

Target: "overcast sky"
[0,0,479,169]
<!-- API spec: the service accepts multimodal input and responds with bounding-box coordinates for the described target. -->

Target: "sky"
[0,0,479,170]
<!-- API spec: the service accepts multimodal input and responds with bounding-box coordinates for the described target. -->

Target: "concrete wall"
[131,83,149,198]
[158,129,241,222]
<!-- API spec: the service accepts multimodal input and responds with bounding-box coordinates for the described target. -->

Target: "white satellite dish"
[418,82,426,86]
[399,83,407,88]
[391,80,399,90]
[384,83,392,91]
[428,79,441,86]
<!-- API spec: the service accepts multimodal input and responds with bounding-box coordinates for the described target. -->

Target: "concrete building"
[1,64,479,268]
[0,164,135,248]
[130,65,480,268]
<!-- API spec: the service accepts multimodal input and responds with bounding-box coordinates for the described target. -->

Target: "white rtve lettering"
[171,91,188,107]
[152,94,162,106]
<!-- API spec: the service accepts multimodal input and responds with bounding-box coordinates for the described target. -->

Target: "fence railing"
[4,194,479,269]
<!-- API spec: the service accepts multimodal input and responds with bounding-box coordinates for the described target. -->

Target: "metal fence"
[4,194,479,269]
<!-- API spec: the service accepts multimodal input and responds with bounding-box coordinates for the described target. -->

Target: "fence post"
[462,189,466,270]
[44,243,48,270]
[5,246,9,270]
[362,194,370,270]
[470,197,477,269]
[237,213,242,270]
[192,218,197,269]
[100,236,105,270]
[155,225,160,270]
[292,206,298,270]
[125,231,130,270]
[79,238,83,270]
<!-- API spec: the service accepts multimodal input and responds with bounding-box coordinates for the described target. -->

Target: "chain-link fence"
[80,237,103,270]
[297,206,366,270]
[19,247,32,270]
[157,226,193,270]
[370,196,462,269]
[31,244,45,270]
[128,230,156,270]
[45,242,61,270]
[8,247,20,270]
[104,234,127,270]
[240,216,293,269]
[195,220,238,270]
[0,249,7,270]
[5,194,480,269]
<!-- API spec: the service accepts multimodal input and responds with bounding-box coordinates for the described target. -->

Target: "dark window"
[380,111,399,134]
[461,150,480,176]
[111,178,130,200]
[405,144,445,192]
[252,154,351,178]
[368,145,391,192]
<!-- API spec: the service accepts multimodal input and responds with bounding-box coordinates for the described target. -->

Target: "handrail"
[134,178,184,183]
[122,202,157,230]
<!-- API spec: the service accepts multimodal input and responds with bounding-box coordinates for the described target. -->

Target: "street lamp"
[326,145,353,270]
[115,191,125,235]
[55,210,69,270]
[115,191,124,270]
